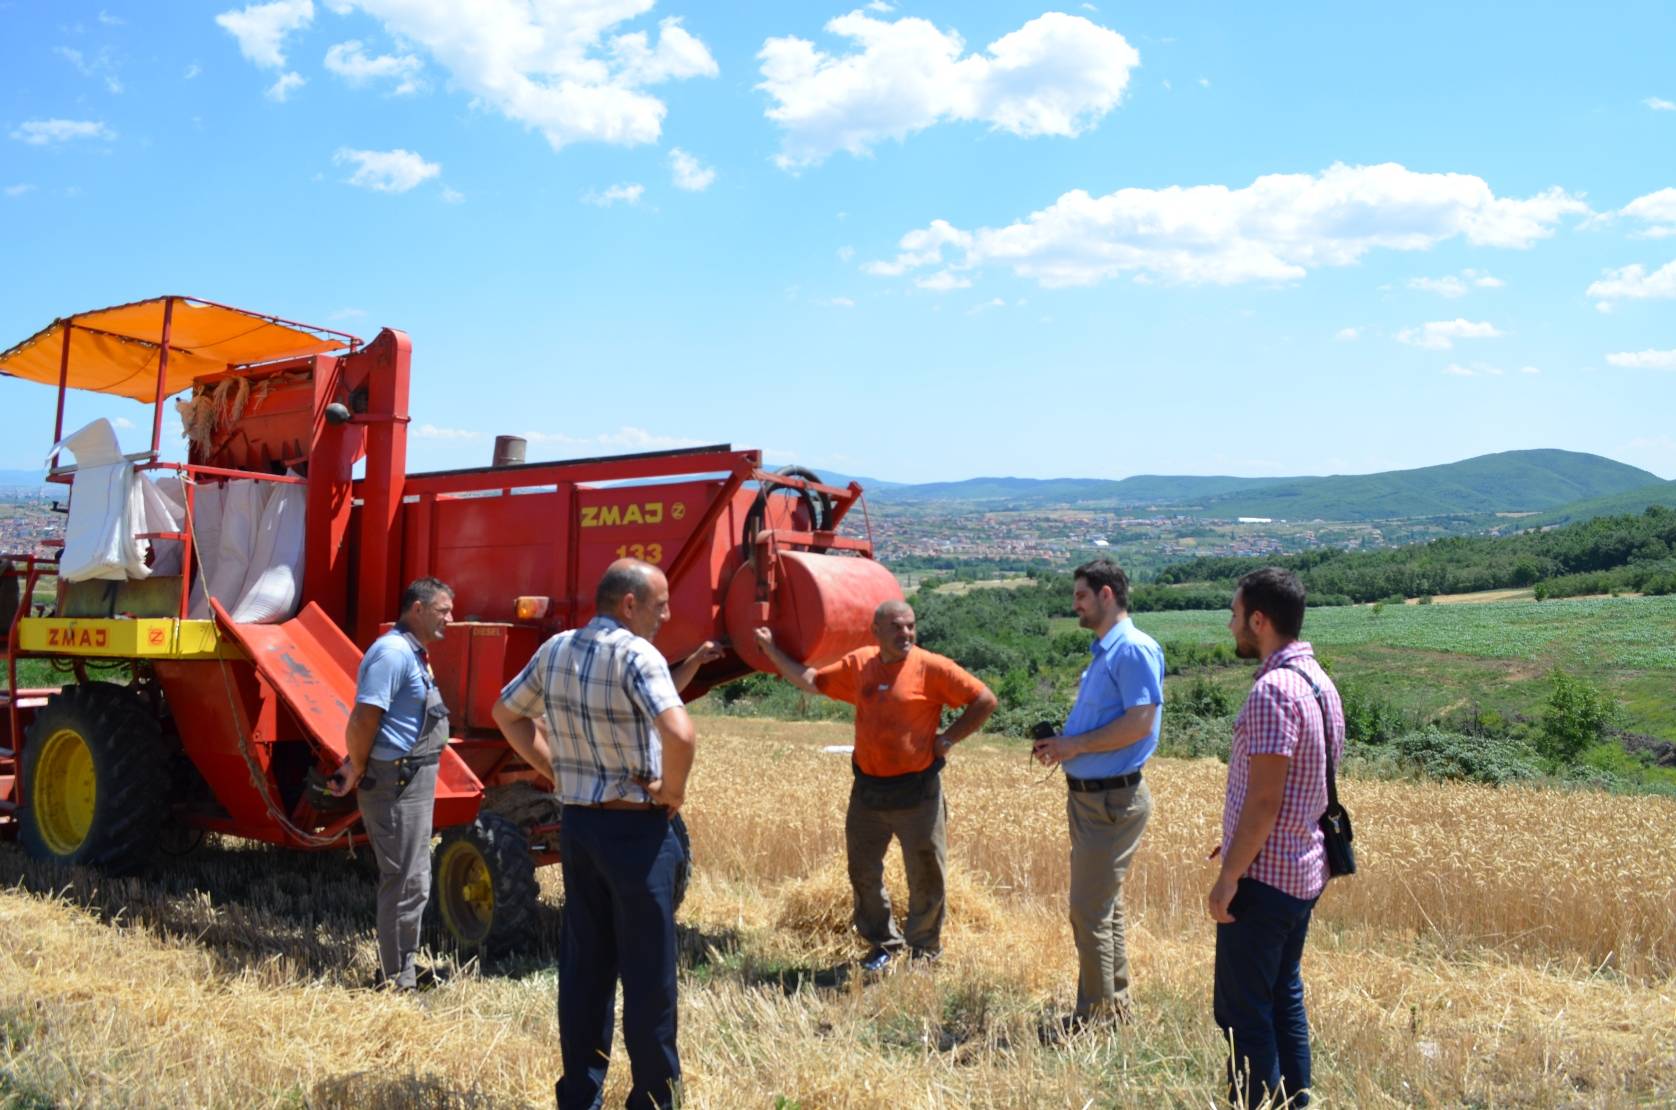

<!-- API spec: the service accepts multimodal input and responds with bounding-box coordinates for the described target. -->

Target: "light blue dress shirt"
[1062,617,1166,780]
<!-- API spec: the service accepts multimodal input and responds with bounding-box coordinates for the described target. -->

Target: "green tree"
[1537,671,1619,764]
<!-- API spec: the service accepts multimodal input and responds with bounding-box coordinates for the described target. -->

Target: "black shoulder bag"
[1277,664,1356,878]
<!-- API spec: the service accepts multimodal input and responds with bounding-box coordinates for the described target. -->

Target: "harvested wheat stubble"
[1,716,1673,1107]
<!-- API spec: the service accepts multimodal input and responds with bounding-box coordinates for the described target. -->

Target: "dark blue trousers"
[556,806,683,1110]
[1213,878,1318,1108]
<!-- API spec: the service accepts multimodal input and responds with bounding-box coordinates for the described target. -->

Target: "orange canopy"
[0,296,358,402]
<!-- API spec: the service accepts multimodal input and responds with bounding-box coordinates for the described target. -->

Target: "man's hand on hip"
[635,775,684,816]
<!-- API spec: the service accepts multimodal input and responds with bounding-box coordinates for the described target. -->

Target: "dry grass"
[2,717,1673,1107]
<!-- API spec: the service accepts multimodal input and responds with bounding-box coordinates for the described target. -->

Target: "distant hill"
[1518,479,1676,528]
[867,473,1292,505]
[861,450,1661,521]
[1194,450,1659,521]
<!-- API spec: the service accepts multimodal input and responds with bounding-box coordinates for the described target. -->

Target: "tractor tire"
[19,682,169,874]
[429,811,539,956]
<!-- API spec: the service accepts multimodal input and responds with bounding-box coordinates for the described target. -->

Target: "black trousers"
[556,806,684,1110]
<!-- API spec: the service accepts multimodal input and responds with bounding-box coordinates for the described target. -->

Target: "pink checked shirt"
[1222,641,1345,901]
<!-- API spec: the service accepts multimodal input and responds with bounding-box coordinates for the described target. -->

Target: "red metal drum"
[724,552,904,674]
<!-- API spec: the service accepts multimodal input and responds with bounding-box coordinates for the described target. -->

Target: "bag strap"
[1274,661,1343,813]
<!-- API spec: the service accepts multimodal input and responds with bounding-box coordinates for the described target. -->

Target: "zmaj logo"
[47,626,109,649]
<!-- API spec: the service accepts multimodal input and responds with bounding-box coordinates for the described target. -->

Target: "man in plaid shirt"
[1208,567,1344,1108]
[492,558,711,1110]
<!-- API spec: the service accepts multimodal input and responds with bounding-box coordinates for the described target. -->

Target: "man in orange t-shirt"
[756,600,996,969]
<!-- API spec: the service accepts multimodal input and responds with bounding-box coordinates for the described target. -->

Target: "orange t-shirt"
[814,646,989,777]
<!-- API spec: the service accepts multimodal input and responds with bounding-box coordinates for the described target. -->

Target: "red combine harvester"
[0,296,902,951]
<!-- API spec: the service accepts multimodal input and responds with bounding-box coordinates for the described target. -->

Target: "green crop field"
[1051,595,1676,671]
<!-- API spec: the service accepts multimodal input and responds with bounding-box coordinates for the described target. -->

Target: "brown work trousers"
[1067,778,1153,1018]
[844,777,947,954]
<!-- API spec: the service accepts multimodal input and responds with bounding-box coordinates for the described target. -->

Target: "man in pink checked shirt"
[1208,567,1345,1109]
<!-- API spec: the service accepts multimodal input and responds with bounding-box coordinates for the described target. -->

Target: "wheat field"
[2,717,1673,1107]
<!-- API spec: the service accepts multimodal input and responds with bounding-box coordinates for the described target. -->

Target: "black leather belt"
[1067,770,1143,793]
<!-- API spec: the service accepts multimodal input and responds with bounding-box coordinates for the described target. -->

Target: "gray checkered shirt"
[498,616,684,805]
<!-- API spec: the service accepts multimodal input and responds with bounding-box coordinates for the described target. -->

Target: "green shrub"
[1389,727,1541,785]
[1178,674,1233,718]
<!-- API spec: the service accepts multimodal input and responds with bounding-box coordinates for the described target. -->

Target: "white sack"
[137,474,184,577]
[229,474,305,624]
[204,479,266,612]
[51,418,148,583]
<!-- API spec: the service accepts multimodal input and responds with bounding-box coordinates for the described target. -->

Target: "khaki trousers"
[844,777,948,954]
[1067,778,1152,1017]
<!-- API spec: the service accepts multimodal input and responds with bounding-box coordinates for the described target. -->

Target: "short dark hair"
[1074,557,1130,611]
[596,561,657,613]
[400,576,453,614]
[1236,567,1306,639]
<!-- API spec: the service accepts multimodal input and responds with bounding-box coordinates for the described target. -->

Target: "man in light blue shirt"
[1034,558,1165,1025]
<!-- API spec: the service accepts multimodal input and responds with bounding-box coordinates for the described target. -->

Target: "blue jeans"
[556,806,684,1110]
[1213,878,1318,1107]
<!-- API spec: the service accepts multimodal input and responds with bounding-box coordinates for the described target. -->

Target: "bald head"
[596,558,671,639]
[872,599,916,662]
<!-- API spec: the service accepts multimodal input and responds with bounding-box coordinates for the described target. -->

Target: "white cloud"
[1407,268,1503,297]
[1334,327,1359,341]
[866,163,1586,289]
[526,426,704,451]
[1518,365,1541,374]
[9,119,115,144]
[265,70,305,100]
[99,10,126,25]
[1646,97,1676,111]
[967,297,1007,315]
[215,0,314,69]
[916,270,972,292]
[333,146,440,192]
[758,11,1139,168]
[1588,259,1676,309]
[1396,318,1503,350]
[328,307,367,320]
[440,186,464,204]
[1605,348,1676,369]
[54,46,124,94]
[582,182,644,206]
[111,416,136,429]
[866,1,893,10]
[1620,188,1676,238]
[4,184,35,198]
[414,423,480,440]
[668,147,715,191]
[826,296,856,308]
[325,2,718,150]
[184,62,202,79]
[324,40,423,94]
[1198,76,1210,88]
[836,245,855,261]
[1442,363,1476,377]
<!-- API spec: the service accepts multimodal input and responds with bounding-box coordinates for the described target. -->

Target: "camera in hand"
[1028,720,1061,742]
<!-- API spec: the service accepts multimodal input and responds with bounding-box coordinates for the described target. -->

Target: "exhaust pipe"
[492,435,527,468]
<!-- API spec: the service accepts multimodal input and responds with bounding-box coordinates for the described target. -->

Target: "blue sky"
[2,0,1673,483]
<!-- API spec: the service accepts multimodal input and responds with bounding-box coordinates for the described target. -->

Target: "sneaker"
[909,948,941,965]
[860,947,896,973]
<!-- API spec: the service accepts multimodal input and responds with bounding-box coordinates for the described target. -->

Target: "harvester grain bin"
[0,296,902,952]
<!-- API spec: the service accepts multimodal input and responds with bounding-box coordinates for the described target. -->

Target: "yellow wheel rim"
[439,840,495,943]
[33,727,97,857]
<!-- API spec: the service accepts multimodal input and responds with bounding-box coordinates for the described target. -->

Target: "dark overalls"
[356,628,450,989]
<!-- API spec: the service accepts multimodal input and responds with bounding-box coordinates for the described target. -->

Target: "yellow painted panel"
[16,618,241,660]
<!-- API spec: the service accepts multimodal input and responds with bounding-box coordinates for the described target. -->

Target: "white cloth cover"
[228,474,306,624]
[205,479,267,612]
[51,419,150,583]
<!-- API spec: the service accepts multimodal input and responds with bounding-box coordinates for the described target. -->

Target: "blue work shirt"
[356,628,430,760]
[1062,617,1166,780]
